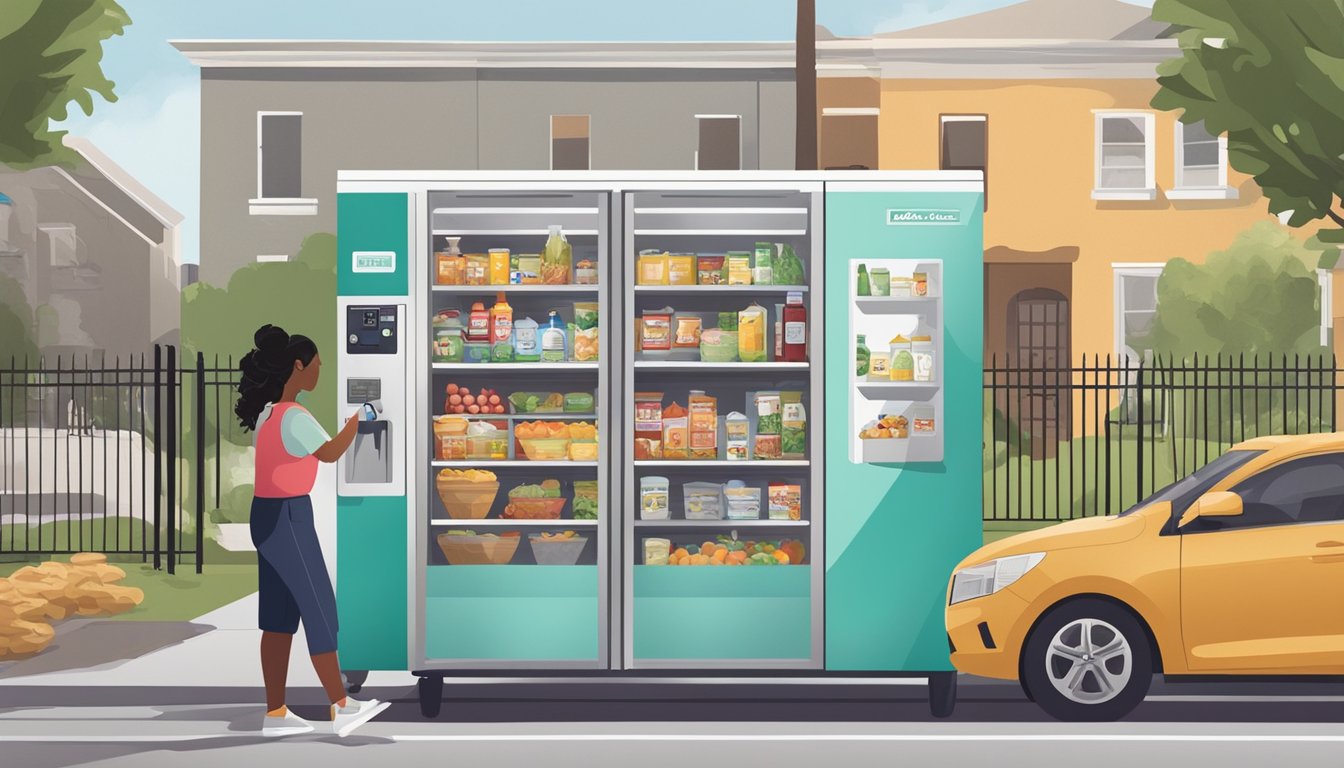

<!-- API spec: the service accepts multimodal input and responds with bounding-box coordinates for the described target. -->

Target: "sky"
[55,0,1153,266]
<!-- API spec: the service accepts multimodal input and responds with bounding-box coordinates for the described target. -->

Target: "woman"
[235,324,390,738]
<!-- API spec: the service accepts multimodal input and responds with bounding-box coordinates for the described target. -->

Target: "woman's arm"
[314,412,362,464]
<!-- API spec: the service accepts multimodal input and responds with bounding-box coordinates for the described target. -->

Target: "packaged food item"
[717,311,738,331]
[508,391,566,414]
[912,335,935,382]
[662,402,688,460]
[433,416,469,460]
[782,292,807,362]
[913,271,928,297]
[489,293,513,362]
[754,391,782,460]
[640,476,670,520]
[540,311,567,363]
[697,255,725,285]
[725,412,750,460]
[435,236,464,285]
[515,254,541,285]
[700,328,737,363]
[568,441,598,461]
[542,225,572,284]
[727,253,753,285]
[773,243,805,286]
[638,250,669,285]
[684,482,725,520]
[913,405,936,435]
[781,392,807,460]
[489,248,511,285]
[753,242,774,285]
[643,537,672,565]
[868,350,891,381]
[673,315,702,349]
[576,257,598,285]
[640,308,673,351]
[891,277,914,298]
[432,311,464,363]
[859,414,909,440]
[870,267,890,297]
[737,304,767,362]
[856,334,870,377]
[723,481,762,520]
[571,302,600,362]
[466,421,509,460]
[464,342,490,364]
[688,390,718,460]
[634,392,664,460]
[768,483,802,521]
[891,335,914,381]
[513,316,540,362]
[668,254,696,285]
[564,392,594,413]
[774,303,784,360]
[466,253,489,286]
[573,480,599,520]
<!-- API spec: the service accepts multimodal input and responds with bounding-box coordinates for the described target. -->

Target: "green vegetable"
[572,496,599,519]
[717,312,738,331]
[445,530,476,536]
[757,412,782,435]
[508,484,547,499]
[781,426,806,455]
[773,243,805,286]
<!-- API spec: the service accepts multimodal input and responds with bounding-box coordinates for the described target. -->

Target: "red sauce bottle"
[781,291,807,362]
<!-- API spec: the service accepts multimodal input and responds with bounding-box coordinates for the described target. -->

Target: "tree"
[1150,0,1344,251]
[1135,222,1321,359]
[0,0,130,169]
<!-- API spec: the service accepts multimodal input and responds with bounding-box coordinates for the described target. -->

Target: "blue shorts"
[250,495,339,655]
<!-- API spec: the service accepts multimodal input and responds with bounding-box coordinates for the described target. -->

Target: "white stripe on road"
[6,733,1344,744]
[1147,696,1344,703]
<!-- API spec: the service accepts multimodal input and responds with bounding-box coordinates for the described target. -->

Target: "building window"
[1112,264,1163,360]
[940,115,987,209]
[821,108,878,170]
[551,115,590,171]
[1093,112,1156,200]
[1170,120,1237,200]
[252,112,316,215]
[695,115,741,171]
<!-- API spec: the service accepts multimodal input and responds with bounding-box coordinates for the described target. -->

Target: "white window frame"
[1092,111,1156,201]
[251,111,317,216]
[693,114,742,171]
[1112,263,1164,360]
[1169,120,1238,200]
[549,114,592,172]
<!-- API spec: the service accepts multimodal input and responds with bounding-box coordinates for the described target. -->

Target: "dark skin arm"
[314,412,362,464]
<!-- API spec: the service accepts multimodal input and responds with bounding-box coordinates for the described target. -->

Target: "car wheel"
[1021,599,1152,722]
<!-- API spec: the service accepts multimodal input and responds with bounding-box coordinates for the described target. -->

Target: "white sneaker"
[262,709,315,738]
[330,697,390,737]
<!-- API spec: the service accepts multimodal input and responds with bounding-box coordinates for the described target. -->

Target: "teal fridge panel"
[824,190,983,671]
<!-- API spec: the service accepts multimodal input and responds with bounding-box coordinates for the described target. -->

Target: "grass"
[0,519,256,622]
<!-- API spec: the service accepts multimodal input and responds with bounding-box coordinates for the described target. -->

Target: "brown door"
[1009,289,1071,456]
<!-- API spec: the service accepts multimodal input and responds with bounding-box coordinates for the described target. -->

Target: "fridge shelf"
[445,413,598,422]
[634,460,809,467]
[633,229,807,237]
[634,519,809,528]
[633,362,809,371]
[855,297,939,315]
[432,285,598,294]
[856,382,939,401]
[859,436,942,464]
[431,519,599,527]
[634,285,809,294]
[433,363,598,371]
[432,207,601,216]
[431,229,600,236]
[431,460,599,468]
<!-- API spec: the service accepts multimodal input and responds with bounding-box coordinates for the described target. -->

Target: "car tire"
[1021,598,1152,722]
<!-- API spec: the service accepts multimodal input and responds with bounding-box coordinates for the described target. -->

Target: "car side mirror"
[1179,491,1244,528]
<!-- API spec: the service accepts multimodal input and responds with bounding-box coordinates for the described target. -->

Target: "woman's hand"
[343,411,363,432]
[315,412,364,464]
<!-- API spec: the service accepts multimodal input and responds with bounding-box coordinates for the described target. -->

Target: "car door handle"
[1311,541,1344,563]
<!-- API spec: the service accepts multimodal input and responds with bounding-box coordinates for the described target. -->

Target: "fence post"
[195,351,206,575]
[166,345,177,576]
[153,346,162,571]
[1136,359,1145,507]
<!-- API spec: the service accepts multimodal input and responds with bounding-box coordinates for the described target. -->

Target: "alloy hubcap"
[1045,618,1132,705]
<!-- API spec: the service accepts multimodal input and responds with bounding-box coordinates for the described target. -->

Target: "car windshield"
[1118,449,1263,519]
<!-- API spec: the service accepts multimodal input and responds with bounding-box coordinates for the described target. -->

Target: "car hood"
[960,511,1152,569]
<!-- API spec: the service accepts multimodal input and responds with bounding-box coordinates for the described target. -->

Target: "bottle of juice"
[782,291,807,362]
[489,293,513,361]
[856,334,870,377]
[540,310,567,363]
[435,236,464,285]
[467,302,490,344]
[543,225,573,284]
[737,304,767,363]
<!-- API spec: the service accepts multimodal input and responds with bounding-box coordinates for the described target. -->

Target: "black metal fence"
[0,346,241,573]
[984,354,1341,523]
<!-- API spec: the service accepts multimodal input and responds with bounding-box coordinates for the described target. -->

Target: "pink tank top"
[254,402,320,498]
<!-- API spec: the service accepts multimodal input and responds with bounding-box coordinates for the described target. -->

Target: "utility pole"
[795,0,818,170]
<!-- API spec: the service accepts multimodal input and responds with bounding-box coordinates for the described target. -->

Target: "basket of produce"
[436,530,520,565]
[435,469,499,519]
[515,420,581,460]
[502,479,565,519]
[528,532,588,566]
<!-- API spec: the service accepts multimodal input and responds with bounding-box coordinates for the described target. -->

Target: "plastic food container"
[502,497,566,519]
[683,482,725,520]
[723,481,762,520]
[436,532,519,565]
[435,478,499,519]
[528,534,588,566]
[568,441,598,462]
[518,437,571,461]
[699,330,739,363]
[467,429,509,460]
[640,476,670,520]
[509,392,566,414]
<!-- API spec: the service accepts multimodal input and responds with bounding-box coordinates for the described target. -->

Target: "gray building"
[173,41,861,285]
[0,137,182,358]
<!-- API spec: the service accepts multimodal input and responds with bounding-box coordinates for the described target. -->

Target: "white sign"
[352,250,396,273]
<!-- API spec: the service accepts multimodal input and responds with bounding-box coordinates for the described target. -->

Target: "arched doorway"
[1008,289,1071,456]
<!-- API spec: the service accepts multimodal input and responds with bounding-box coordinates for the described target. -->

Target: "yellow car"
[947,433,1344,721]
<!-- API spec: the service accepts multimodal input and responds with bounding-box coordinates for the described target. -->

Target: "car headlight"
[949,553,1046,605]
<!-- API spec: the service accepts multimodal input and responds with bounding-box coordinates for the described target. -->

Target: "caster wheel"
[418,675,444,719]
[342,670,369,694]
[928,671,957,718]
